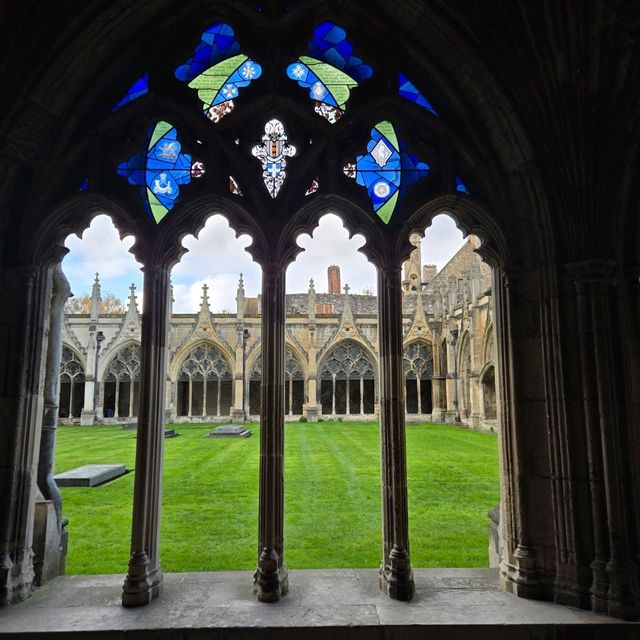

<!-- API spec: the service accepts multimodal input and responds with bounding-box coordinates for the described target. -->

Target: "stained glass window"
[286,21,372,123]
[251,119,296,198]
[117,121,202,223]
[305,177,319,196]
[398,73,438,117]
[456,177,469,194]
[175,22,262,123]
[344,121,429,224]
[229,176,243,196]
[112,73,149,112]
[78,178,89,191]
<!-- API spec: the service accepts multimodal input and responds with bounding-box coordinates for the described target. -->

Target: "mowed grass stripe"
[55,421,499,574]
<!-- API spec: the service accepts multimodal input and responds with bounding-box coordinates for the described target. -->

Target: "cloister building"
[60,237,497,430]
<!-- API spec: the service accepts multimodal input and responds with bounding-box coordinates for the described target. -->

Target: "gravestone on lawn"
[54,464,127,487]
[207,424,252,438]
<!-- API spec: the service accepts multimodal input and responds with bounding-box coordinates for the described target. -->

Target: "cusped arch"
[99,341,141,382]
[170,339,235,381]
[317,339,377,380]
[247,344,307,381]
[175,342,233,382]
[403,340,434,379]
[59,343,87,378]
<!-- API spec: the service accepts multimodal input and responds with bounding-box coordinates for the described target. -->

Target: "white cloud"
[62,214,143,303]
[61,212,468,316]
[422,214,467,270]
[287,213,376,294]
[171,215,260,312]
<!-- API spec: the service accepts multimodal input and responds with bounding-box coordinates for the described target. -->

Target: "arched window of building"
[319,340,376,416]
[102,345,141,419]
[176,343,232,418]
[403,342,433,415]
[58,347,85,419]
[481,365,497,421]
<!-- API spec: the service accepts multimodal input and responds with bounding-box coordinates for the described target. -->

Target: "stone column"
[429,320,445,422]
[253,264,287,602]
[377,263,414,601]
[122,265,170,606]
[0,265,51,606]
[494,268,540,599]
[34,264,70,585]
[569,260,640,618]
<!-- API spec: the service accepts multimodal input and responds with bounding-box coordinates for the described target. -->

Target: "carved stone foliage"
[177,343,231,382]
[104,345,141,382]
[403,342,433,379]
[319,340,376,380]
[59,347,85,383]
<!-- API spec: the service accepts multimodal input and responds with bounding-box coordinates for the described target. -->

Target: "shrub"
[299,416,308,422]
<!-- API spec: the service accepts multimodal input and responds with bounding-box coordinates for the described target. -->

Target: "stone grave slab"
[164,429,179,438]
[207,424,252,438]
[54,464,127,487]
[121,423,137,431]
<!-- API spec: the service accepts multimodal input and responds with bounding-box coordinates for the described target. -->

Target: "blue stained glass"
[456,177,469,194]
[308,22,373,81]
[78,178,89,191]
[175,23,241,83]
[348,121,429,224]
[117,122,193,223]
[398,73,439,117]
[112,73,149,111]
[287,21,372,123]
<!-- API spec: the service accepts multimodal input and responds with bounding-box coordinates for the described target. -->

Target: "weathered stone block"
[54,464,126,487]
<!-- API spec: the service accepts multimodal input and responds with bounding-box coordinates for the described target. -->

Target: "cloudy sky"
[62,213,466,313]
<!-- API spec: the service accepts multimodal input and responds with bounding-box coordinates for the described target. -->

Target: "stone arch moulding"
[169,339,235,382]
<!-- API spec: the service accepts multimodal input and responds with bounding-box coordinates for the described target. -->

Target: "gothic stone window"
[403,342,433,414]
[177,343,232,417]
[103,345,141,418]
[59,347,85,419]
[319,340,376,415]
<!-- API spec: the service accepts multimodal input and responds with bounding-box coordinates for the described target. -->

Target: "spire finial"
[343,283,350,296]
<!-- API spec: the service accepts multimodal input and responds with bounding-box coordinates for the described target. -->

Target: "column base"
[501,545,541,599]
[80,410,96,426]
[606,560,640,620]
[0,549,34,606]
[302,404,320,422]
[230,409,246,422]
[122,551,163,607]
[589,559,609,614]
[430,408,445,422]
[253,548,288,602]
[379,545,415,601]
[32,499,67,587]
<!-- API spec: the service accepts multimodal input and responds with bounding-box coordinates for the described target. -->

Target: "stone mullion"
[332,375,336,415]
[360,376,364,414]
[216,377,221,417]
[128,379,134,418]
[114,382,120,418]
[346,375,350,415]
[377,264,414,601]
[589,274,640,619]
[122,265,170,607]
[574,277,609,612]
[416,376,422,414]
[253,265,287,602]
[202,376,208,417]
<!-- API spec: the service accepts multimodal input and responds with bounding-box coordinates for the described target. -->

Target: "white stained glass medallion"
[251,119,297,198]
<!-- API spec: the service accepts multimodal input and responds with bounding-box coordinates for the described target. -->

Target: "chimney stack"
[328,265,341,294]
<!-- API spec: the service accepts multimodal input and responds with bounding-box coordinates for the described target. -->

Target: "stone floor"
[0,568,637,639]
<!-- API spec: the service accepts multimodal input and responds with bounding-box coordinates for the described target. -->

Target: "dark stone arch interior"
[0,0,638,627]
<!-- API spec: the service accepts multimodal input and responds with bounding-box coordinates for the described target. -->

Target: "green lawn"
[55,421,499,574]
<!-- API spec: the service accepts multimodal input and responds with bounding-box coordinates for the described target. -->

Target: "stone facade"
[60,239,497,430]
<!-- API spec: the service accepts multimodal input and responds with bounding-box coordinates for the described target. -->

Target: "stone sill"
[0,568,635,639]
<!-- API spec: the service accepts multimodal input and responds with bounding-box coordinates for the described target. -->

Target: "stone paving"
[0,568,637,639]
